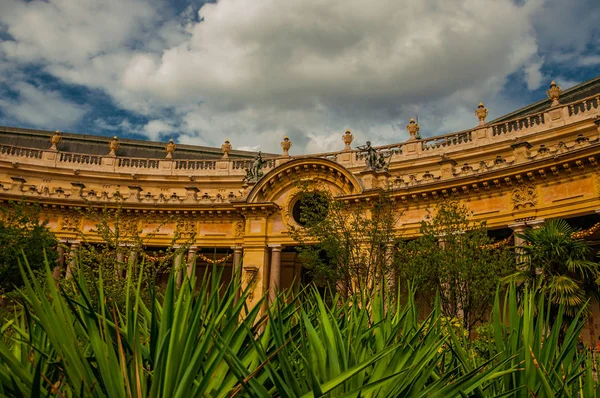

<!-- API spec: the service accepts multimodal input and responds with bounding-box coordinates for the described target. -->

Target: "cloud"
[0,0,598,154]
[0,82,88,128]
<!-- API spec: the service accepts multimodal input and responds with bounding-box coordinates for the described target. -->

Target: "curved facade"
[2,78,600,320]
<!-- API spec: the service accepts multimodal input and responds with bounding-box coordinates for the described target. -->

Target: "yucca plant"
[0,254,596,397]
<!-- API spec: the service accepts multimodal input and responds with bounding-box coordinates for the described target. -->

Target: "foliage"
[0,253,597,397]
[0,200,57,295]
[289,183,401,299]
[397,201,515,332]
[68,202,195,308]
[505,218,600,319]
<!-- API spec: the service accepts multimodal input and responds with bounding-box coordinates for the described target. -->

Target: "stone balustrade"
[0,93,598,180]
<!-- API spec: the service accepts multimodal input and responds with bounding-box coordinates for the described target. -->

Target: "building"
[2,77,600,339]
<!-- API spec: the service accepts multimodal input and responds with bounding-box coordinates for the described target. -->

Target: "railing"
[568,96,599,116]
[117,158,159,169]
[491,113,545,137]
[1,92,599,177]
[0,145,42,159]
[175,160,216,170]
[59,153,102,165]
[421,131,472,151]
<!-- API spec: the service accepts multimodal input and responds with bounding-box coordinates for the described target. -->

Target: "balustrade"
[0,145,42,159]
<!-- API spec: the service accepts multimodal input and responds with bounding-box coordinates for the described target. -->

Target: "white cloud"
[0,82,88,128]
[0,0,597,153]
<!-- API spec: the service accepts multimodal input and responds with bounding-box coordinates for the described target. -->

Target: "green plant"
[398,201,515,333]
[0,200,58,295]
[505,218,600,320]
[0,254,597,397]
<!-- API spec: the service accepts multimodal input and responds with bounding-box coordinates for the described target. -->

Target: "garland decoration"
[197,253,233,265]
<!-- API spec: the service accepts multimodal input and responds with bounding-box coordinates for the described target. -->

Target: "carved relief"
[234,220,245,237]
[176,217,197,237]
[60,212,81,231]
[511,183,537,210]
[120,215,140,237]
[243,266,259,300]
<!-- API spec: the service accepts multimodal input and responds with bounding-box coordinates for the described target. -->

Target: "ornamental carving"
[511,183,537,210]
[60,212,81,231]
[234,220,244,237]
[176,217,197,237]
[243,266,259,300]
[120,215,140,237]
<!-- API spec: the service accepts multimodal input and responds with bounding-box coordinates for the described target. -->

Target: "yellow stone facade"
[2,79,600,338]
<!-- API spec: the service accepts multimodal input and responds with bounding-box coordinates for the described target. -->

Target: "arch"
[245,157,363,203]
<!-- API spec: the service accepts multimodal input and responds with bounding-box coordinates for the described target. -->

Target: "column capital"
[232,245,243,252]
[527,219,545,229]
[508,222,527,232]
[187,246,199,253]
[268,244,283,252]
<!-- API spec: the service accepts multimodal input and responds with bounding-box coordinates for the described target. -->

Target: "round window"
[291,192,329,226]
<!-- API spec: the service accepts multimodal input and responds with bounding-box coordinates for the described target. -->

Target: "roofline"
[489,75,600,123]
[0,125,279,157]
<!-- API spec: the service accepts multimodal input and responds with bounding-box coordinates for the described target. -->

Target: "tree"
[0,201,58,294]
[289,183,401,300]
[397,201,514,333]
[506,218,600,319]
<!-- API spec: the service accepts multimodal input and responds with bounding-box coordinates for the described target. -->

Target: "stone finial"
[475,102,488,126]
[406,118,420,141]
[165,139,176,159]
[343,130,354,151]
[50,130,61,151]
[281,136,292,157]
[108,136,119,157]
[221,139,232,159]
[546,80,562,107]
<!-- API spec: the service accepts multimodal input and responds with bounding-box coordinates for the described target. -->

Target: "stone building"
[2,76,600,339]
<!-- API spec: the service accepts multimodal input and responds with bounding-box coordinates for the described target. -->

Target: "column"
[53,242,66,279]
[186,246,198,278]
[173,246,184,286]
[232,245,243,300]
[65,241,80,279]
[269,245,282,303]
[508,222,527,247]
[116,245,126,278]
[128,248,138,269]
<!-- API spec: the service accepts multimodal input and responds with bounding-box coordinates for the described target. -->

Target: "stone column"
[268,245,282,303]
[232,246,243,300]
[53,242,66,279]
[187,246,198,278]
[65,241,80,279]
[174,247,185,286]
[128,248,138,269]
[116,245,126,278]
[508,222,527,248]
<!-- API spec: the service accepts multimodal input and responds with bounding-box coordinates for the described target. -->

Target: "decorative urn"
[108,136,119,157]
[343,130,354,150]
[406,118,420,140]
[475,102,488,126]
[546,81,562,106]
[165,139,176,159]
[281,136,292,157]
[221,139,232,159]
[50,130,61,151]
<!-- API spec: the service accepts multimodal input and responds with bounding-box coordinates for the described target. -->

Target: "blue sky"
[0,0,598,154]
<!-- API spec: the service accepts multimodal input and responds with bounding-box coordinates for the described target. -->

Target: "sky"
[0,0,598,154]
